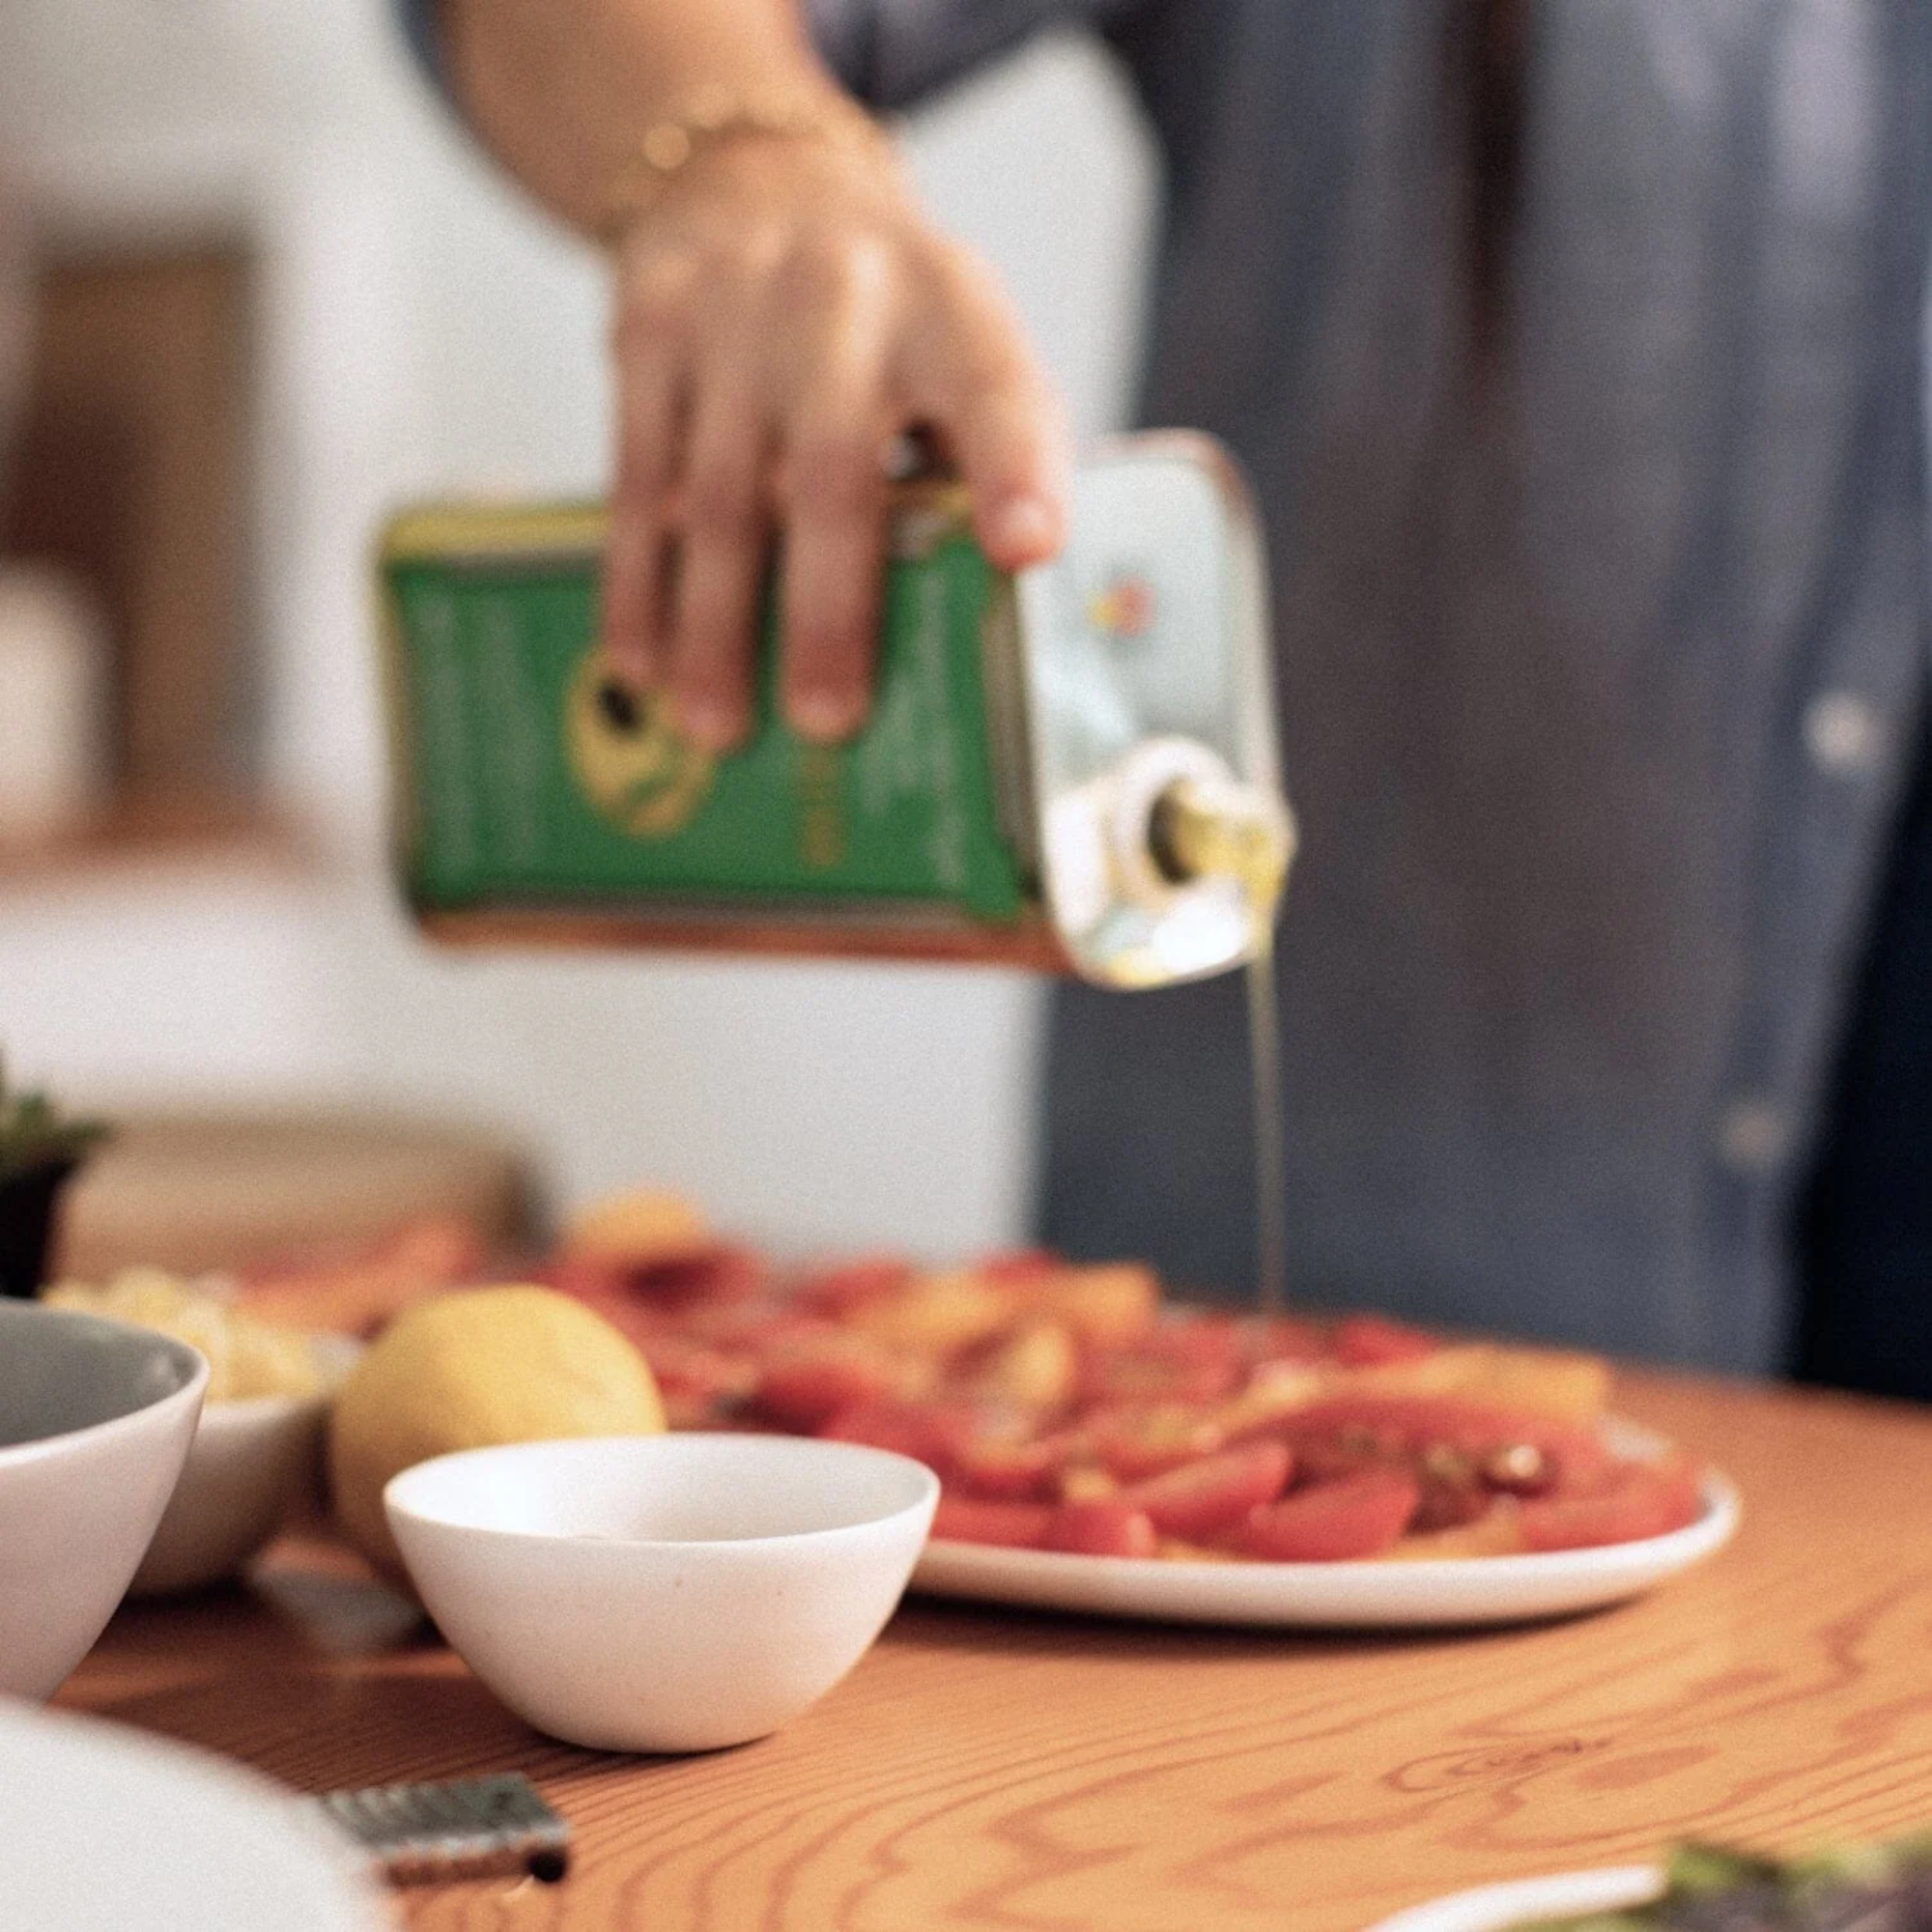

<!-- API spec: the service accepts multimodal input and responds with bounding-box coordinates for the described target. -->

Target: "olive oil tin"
[378,432,1293,988]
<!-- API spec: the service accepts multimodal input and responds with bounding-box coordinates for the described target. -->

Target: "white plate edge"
[1365,1863,1664,1931]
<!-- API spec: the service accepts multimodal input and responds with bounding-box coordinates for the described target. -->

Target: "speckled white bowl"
[0,1300,206,1697]
[385,1433,939,1753]
[131,1336,358,1597]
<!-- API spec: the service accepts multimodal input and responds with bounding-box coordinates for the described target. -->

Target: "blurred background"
[0,0,1155,1263]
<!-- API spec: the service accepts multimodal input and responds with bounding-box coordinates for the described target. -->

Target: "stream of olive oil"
[1148,778,1293,1313]
[1246,939,1289,1312]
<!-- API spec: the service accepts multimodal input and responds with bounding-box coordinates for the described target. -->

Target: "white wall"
[0,1,1156,1254]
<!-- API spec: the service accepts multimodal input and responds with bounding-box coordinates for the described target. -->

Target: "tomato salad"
[537,1244,1706,1565]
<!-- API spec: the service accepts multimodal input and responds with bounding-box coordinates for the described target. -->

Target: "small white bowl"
[131,1336,359,1597]
[0,1301,207,1699]
[384,1433,940,1753]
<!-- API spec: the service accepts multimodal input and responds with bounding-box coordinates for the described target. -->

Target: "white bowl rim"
[192,1335,359,1422]
[194,1388,328,1422]
[196,1345,359,1422]
[0,1305,209,1470]
[384,1431,941,1553]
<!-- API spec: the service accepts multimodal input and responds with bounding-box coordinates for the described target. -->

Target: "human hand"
[602,131,1069,751]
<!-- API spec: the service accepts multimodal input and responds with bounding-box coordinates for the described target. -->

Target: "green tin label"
[384,522,1029,922]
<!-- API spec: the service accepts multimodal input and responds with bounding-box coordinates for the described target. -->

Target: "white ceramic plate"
[1367,1865,1663,1930]
[0,1701,380,1931]
[910,1422,1739,1629]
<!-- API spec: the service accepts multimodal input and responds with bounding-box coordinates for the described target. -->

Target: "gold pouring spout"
[1148,776,1297,923]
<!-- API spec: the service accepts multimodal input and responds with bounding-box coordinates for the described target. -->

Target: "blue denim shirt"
[403,0,1932,1373]
[818,0,1932,1373]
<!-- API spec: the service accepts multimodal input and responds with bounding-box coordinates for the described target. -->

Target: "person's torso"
[1041,0,1932,1370]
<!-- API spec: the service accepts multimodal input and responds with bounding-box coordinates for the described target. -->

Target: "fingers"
[960,386,1069,569]
[606,182,1069,761]
[774,244,895,741]
[611,242,773,752]
[605,248,696,688]
[604,355,682,688]
[777,429,889,739]
[898,246,1070,573]
[616,230,904,750]
[665,347,769,751]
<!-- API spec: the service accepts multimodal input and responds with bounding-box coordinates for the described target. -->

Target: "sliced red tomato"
[1087,1404,1229,1480]
[1270,1394,1614,1491]
[1043,1499,1159,1558]
[1517,1457,1703,1552]
[951,1321,1078,1410]
[633,1246,768,1308]
[634,1333,757,1403]
[1284,1431,1400,1489]
[753,1344,902,1432]
[531,1251,633,1304]
[1237,1468,1421,1561]
[542,1244,766,1312]
[952,1433,1074,1502]
[678,1301,829,1354]
[1240,1316,1332,1368]
[978,1248,1064,1286]
[790,1255,915,1316]
[1019,1264,1163,1346]
[932,1493,1053,1548]
[1078,1319,1244,1407]
[1330,1313,1440,1367]
[1409,1472,1492,1533]
[1121,1440,1293,1539]
[818,1398,978,1480]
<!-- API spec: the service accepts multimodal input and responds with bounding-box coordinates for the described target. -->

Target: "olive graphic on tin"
[564,654,716,838]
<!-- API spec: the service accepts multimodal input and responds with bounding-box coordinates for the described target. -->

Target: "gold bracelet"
[599,83,895,245]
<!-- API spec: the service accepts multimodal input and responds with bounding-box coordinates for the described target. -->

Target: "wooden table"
[57,1370,1932,1930]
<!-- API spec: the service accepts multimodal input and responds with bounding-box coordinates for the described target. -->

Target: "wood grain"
[57,1370,1932,1930]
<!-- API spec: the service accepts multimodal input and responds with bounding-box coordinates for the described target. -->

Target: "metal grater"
[309,1773,571,1887]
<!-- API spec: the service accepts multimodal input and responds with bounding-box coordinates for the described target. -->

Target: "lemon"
[329,1285,664,1575]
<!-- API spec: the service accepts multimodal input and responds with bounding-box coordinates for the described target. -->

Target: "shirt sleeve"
[806,0,1127,110]
[392,0,1120,117]
[395,0,446,92]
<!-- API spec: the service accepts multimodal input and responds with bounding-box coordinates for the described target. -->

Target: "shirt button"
[1718,1098,1788,1174]
[1803,692,1882,777]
